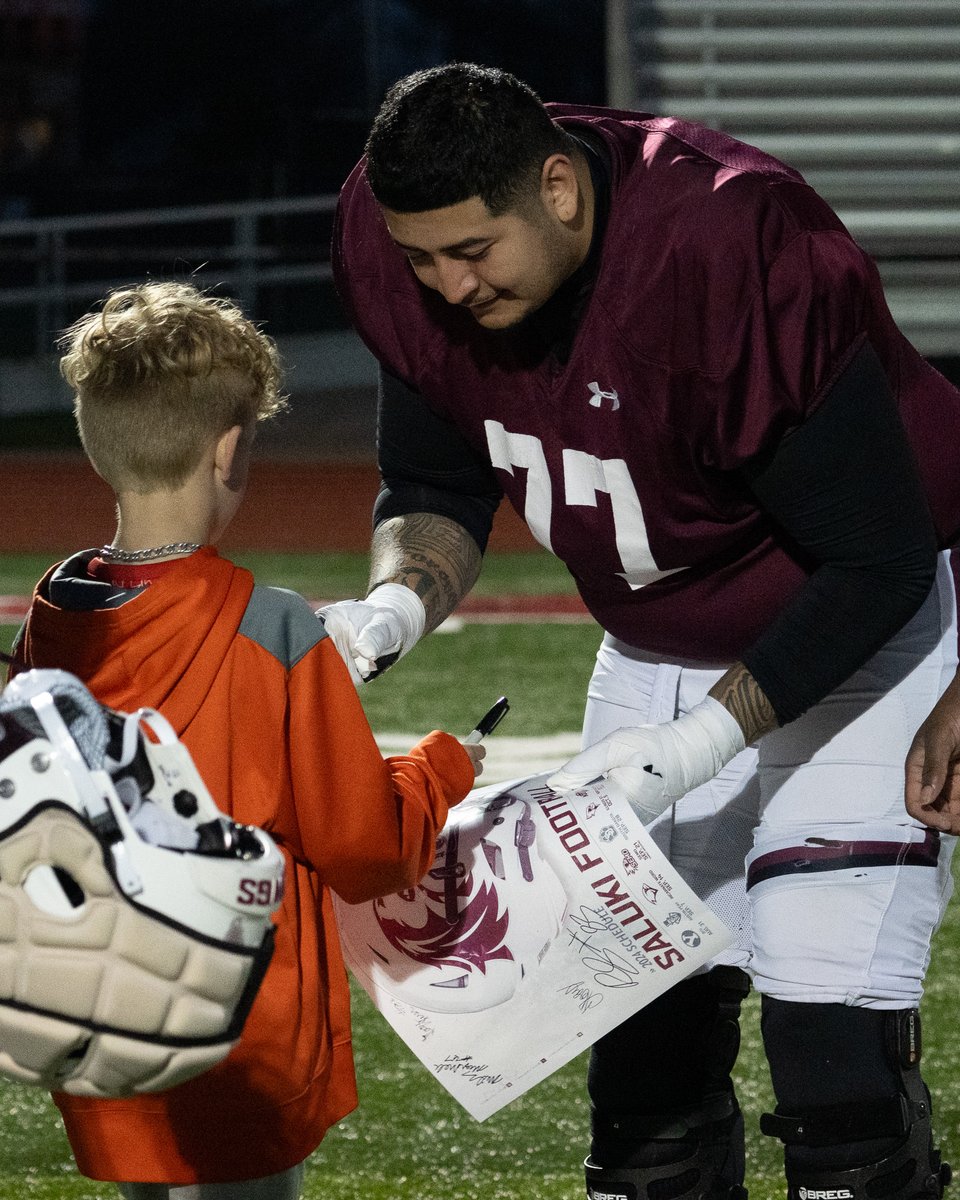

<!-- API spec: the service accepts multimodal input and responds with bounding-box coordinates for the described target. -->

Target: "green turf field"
[1,550,959,1199]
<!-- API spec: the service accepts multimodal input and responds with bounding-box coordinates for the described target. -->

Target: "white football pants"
[582,552,958,1007]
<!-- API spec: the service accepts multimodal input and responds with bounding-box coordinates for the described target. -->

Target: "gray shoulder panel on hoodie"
[238,586,328,669]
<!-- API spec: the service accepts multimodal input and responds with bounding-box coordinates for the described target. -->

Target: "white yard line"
[374,732,582,786]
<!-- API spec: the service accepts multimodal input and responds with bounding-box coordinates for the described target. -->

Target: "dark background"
[1,2,955,408]
[0,0,606,222]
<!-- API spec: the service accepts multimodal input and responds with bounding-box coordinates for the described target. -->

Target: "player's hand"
[461,741,486,777]
[317,599,404,686]
[317,584,426,687]
[905,675,960,832]
[548,697,746,826]
[549,725,679,824]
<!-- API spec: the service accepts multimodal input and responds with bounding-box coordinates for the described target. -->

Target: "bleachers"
[614,0,960,354]
[0,196,372,416]
[3,1,959,393]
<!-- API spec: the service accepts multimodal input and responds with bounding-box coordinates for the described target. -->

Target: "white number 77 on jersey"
[485,419,682,591]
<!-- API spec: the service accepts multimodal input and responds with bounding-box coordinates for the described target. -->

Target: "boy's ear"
[214,424,246,490]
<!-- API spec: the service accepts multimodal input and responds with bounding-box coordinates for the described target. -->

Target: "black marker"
[464,696,510,744]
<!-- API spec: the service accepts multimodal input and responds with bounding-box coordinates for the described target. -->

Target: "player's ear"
[540,153,580,224]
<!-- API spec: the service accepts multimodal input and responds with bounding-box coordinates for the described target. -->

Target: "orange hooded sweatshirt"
[14,546,473,1185]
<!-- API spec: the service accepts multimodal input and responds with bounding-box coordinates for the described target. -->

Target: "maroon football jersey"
[333,104,960,661]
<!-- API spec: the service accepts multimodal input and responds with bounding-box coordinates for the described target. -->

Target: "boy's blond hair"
[60,282,286,492]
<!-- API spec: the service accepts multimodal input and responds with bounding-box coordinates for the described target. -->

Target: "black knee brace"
[585,1102,747,1200]
[586,966,750,1200]
[760,1000,951,1200]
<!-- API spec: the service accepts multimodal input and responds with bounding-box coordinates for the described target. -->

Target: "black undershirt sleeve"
[373,369,503,553]
[740,341,939,726]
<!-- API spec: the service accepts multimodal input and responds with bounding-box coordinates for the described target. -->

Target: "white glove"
[317,584,426,686]
[548,697,746,825]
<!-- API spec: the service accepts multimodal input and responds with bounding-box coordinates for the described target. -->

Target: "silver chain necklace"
[99,541,202,563]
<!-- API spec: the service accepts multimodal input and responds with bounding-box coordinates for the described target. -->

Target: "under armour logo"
[587,381,620,410]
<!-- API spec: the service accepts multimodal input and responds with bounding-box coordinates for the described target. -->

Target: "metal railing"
[2,168,959,377]
[0,194,339,359]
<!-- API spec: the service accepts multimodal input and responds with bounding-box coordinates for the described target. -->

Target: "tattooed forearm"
[368,513,483,633]
[708,661,778,745]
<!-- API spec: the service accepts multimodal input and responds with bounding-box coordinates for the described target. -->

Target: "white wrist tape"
[548,696,746,826]
[663,696,746,800]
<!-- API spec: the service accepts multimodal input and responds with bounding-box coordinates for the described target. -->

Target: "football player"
[323,63,960,1200]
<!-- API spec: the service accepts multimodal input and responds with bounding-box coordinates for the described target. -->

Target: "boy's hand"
[461,741,486,777]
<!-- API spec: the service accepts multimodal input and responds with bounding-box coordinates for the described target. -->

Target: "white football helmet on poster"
[0,669,284,1097]
[337,775,568,1013]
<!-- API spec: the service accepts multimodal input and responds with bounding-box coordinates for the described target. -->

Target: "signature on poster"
[557,980,604,1013]
[565,905,645,989]
[435,1054,504,1088]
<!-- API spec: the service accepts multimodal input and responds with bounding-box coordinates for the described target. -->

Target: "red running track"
[0,454,538,554]
[0,454,590,622]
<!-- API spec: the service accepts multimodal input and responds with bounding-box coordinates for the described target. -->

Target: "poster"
[334,771,732,1121]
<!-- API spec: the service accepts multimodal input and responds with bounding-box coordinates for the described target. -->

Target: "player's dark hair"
[365,62,575,215]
